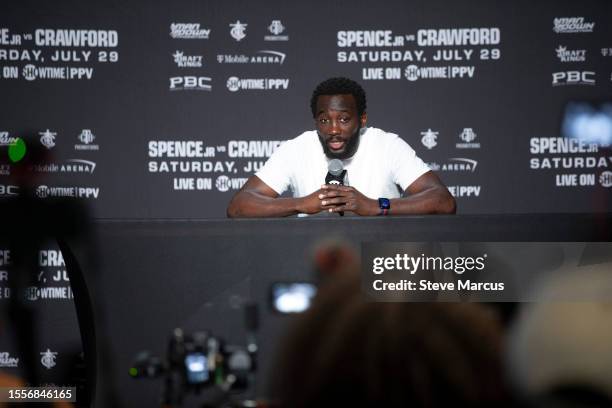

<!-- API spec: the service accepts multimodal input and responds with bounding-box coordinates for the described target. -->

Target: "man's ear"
[360,113,367,128]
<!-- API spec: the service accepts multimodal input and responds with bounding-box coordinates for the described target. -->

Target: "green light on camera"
[128,367,138,377]
[8,138,26,163]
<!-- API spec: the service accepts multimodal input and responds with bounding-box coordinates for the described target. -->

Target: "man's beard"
[318,126,362,160]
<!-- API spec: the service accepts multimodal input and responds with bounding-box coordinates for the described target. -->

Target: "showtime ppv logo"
[22,64,93,81]
[226,76,289,92]
[36,185,99,199]
[215,175,247,192]
[600,171,612,188]
[448,185,481,197]
[404,65,475,81]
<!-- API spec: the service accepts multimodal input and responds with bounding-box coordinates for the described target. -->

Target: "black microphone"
[325,159,347,185]
[325,159,347,216]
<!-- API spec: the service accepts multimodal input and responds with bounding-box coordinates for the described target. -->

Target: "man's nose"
[329,121,341,135]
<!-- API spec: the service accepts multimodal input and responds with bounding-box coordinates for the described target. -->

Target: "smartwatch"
[378,198,390,216]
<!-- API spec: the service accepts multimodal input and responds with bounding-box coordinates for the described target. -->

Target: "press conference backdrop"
[0,0,611,402]
[1,0,611,217]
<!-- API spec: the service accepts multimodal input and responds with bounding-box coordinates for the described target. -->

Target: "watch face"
[379,198,390,209]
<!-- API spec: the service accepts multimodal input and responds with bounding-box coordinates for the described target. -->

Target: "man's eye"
[340,117,350,123]
[319,118,329,124]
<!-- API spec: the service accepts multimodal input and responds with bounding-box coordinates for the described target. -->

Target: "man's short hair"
[310,77,367,118]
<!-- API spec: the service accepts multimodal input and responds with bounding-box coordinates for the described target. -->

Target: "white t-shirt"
[255,127,430,199]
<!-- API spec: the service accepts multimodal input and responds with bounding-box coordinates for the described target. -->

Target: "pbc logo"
[552,71,595,86]
[0,185,19,196]
[169,76,212,91]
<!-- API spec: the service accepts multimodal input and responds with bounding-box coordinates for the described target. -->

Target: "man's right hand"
[227,178,345,218]
[227,177,331,217]
[296,186,337,215]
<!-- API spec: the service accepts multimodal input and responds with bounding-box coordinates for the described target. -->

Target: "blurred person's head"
[311,239,360,281]
[508,266,612,405]
[269,275,508,407]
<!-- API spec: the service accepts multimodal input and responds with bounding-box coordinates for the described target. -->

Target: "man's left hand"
[319,185,378,216]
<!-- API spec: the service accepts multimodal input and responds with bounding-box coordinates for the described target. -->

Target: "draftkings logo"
[173,51,203,68]
[555,46,586,62]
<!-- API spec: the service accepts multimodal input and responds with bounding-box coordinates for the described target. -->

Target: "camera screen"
[271,282,317,314]
[562,102,612,147]
[184,353,209,384]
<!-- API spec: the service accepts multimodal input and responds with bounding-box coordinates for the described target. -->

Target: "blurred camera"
[131,329,255,391]
[270,282,317,314]
[562,102,612,147]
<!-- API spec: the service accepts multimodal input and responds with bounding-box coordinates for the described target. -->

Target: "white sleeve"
[389,136,431,191]
[255,140,294,195]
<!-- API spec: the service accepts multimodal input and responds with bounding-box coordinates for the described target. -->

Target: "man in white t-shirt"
[227,77,455,217]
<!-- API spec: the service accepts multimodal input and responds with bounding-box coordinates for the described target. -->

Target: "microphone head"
[328,159,344,176]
